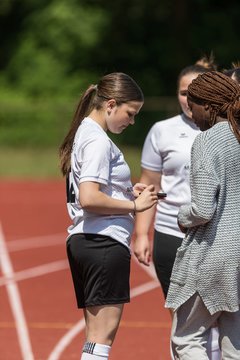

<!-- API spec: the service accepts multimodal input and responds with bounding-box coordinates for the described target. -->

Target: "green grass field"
[0,146,141,180]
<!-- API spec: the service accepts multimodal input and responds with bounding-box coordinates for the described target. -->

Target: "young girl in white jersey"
[59,72,158,360]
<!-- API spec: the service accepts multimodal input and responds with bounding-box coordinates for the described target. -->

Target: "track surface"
[0,180,171,360]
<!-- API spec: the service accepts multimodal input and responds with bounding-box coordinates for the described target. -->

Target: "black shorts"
[66,233,131,308]
[152,230,182,299]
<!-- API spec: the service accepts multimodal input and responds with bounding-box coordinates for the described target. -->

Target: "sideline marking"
[1,230,163,359]
[0,224,34,360]
[47,319,86,360]
[0,259,68,287]
[6,233,66,252]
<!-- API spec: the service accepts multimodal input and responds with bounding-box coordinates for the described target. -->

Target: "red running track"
[0,180,171,360]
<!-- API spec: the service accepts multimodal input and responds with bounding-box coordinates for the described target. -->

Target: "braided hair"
[188,71,240,141]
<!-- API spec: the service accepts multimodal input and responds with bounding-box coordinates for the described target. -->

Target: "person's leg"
[171,293,220,360]
[218,309,240,359]
[81,304,124,359]
[153,231,182,299]
[206,326,221,360]
[153,231,183,359]
[67,234,130,359]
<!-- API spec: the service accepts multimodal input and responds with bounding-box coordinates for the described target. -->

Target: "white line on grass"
[0,224,34,360]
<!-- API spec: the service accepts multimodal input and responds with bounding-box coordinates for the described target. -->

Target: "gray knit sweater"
[165,122,240,315]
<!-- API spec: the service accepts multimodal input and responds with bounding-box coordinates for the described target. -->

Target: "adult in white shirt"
[134,57,220,360]
[59,72,158,360]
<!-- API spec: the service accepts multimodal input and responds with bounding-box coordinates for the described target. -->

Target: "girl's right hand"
[135,184,158,212]
[133,234,151,266]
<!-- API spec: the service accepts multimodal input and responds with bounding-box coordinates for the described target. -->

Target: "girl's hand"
[135,184,158,212]
[132,183,147,197]
[134,234,151,266]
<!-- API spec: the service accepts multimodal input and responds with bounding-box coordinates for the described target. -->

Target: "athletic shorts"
[66,233,131,308]
[152,230,182,299]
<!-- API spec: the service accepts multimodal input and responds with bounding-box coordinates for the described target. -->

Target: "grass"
[0,148,61,179]
[0,146,141,180]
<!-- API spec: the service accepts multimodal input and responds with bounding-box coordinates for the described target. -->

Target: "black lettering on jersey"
[66,172,76,203]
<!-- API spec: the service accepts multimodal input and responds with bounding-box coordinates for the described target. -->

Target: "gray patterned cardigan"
[165,122,240,315]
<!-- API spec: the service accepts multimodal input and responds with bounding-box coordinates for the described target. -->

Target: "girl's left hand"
[132,183,147,197]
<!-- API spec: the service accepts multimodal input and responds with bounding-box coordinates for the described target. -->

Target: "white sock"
[81,342,111,359]
[207,327,221,360]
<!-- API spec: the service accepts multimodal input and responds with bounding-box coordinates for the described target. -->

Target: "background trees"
[0,0,239,153]
[1,0,239,97]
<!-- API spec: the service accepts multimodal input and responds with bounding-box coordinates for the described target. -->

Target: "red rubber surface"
[0,180,171,360]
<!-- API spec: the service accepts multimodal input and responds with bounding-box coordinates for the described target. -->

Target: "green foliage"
[0,91,178,148]
[0,94,71,147]
[0,0,240,179]
[1,0,240,99]
[1,0,108,97]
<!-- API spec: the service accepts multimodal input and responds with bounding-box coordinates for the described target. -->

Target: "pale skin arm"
[133,168,162,266]
[79,181,158,215]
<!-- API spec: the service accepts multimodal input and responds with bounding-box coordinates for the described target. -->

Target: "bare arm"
[133,168,162,266]
[79,181,158,215]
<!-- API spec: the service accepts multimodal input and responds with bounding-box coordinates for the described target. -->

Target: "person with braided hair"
[165,71,240,359]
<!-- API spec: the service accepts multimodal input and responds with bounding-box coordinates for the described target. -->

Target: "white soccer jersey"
[141,114,200,237]
[66,117,134,249]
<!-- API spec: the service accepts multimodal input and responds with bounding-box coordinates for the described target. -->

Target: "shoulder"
[192,123,234,164]
[74,122,110,153]
[194,122,231,145]
[146,114,182,136]
[154,114,182,129]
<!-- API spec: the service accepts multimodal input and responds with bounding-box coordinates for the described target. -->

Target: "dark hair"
[223,62,240,84]
[188,71,240,141]
[59,72,144,175]
[177,54,217,92]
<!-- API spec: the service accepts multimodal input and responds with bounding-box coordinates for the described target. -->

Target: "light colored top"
[141,114,200,237]
[165,122,240,315]
[66,117,134,249]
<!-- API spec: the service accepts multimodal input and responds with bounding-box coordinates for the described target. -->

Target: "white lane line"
[6,233,66,252]
[46,278,159,360]
[130,279,159,297]
[47,318,86,360]
[0,259,68,287]
[0,224,34,360]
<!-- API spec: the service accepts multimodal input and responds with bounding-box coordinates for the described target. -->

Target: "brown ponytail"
[59,72,144,176]
[59,85,97,176]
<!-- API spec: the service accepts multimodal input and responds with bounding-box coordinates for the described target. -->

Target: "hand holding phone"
[157,192,167,199]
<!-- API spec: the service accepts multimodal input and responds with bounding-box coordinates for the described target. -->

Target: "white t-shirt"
[141,114,200,237]
[66,117,134,249]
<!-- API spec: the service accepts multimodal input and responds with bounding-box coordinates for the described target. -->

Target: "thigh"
[67,233,131,308]
[84,304,124,345]
[153,231,182,298]
[171,293,219,360]
[218,309,240,359]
